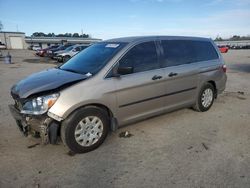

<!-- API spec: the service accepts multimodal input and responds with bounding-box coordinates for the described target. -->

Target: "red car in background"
[36,45,59,57]
[218,45,229,53]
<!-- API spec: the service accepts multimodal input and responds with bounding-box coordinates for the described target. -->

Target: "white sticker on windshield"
[86,72,92,77]
[105,43,120,48]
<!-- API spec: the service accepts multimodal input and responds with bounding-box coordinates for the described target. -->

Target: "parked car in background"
[32,45,42,51]
[0,42,7,49]
[53,45,75,59]
[218,45,229,53]
[242,45,250,49]
[47,44,73,59]
[56,44,89,62]
[9,36,227,153]
[36,45,59,57]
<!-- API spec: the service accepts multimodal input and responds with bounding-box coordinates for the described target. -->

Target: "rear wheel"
[61,106,109,153]
[193,83,215,112]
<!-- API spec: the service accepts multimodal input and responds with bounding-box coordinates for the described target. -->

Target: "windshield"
[60,42,127,75]
[65,46,74,51]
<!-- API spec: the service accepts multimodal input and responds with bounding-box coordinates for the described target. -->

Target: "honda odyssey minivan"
[9,36,227,153]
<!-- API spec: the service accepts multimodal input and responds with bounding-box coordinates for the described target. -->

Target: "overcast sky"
[0,0,250,39]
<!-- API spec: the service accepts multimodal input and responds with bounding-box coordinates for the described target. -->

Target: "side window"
[119,41,159,74]
[161,40,219,67]
[192,41,218,62]
[161,40,195,67]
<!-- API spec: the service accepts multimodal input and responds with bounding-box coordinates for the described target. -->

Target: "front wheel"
[193,83,215,112]
[61,106,109,153]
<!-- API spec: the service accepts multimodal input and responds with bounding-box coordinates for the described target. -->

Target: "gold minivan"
[9,36,227,153]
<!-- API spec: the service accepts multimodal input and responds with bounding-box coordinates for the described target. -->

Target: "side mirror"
[117,66,133,75]
[72,49,76,52]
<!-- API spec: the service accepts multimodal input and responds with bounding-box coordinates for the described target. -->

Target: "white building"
[0,31,26,49]
[0,31,102,49]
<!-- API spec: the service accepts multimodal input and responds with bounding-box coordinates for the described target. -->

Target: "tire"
[63,55,71,63]
[60,106,109,153]
[193,83,215,112]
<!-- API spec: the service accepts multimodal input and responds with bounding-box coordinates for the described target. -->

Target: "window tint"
[161,40,218,67]
[194,41,218,62]
[161,40,194,67]
[119,41,159,74]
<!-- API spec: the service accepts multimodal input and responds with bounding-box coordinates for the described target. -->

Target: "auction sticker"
[105,43,120,48]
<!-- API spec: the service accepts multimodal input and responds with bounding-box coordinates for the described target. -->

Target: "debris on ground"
[187,146,193,150]
[237,96,246,100]
[67,151,76,156]
[119,131,133,138]
[202,143,209,150]
[237,91,245,95]
[27,143,40,149]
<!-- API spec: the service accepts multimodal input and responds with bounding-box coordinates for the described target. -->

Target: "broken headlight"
[21,93,59,115]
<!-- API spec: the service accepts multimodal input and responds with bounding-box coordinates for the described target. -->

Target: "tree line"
[215,35,250,41]
[31,32,89,38]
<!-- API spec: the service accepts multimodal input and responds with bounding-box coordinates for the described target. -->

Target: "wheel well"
[87,103,114,118]
[61,103,115,133]
[67,103,114,120]
[208,80,217,98]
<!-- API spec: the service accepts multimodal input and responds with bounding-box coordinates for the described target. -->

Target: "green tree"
[230,35,241,41]
[215,35,223,41]
[73,33,79,37]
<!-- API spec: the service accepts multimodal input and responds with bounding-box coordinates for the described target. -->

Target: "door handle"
[168,72,178,77]
[152,75,163,80]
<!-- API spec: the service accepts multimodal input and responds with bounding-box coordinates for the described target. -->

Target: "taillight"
[222,64,227,73]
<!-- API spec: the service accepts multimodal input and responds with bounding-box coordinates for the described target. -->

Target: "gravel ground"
[0,49,249,188]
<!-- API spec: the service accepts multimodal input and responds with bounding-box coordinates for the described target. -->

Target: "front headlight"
[21,93,59,115]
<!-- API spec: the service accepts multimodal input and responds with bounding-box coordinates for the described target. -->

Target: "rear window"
[161,40,218,67]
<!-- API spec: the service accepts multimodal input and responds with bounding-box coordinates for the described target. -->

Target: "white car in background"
[0,42,7,49]
[31,45,42,51]
[56,44,89,62]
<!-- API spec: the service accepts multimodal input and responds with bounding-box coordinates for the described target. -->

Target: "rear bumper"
[217,73,227,94]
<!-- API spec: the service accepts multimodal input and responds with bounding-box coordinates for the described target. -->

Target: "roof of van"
[105,36,211,43]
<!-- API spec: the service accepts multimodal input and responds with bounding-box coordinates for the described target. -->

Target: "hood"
[11,68,88,99]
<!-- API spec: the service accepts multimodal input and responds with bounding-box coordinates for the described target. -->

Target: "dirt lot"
[0,49,249,188]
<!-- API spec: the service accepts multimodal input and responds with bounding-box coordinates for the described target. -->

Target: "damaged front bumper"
[8,104,60,144]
